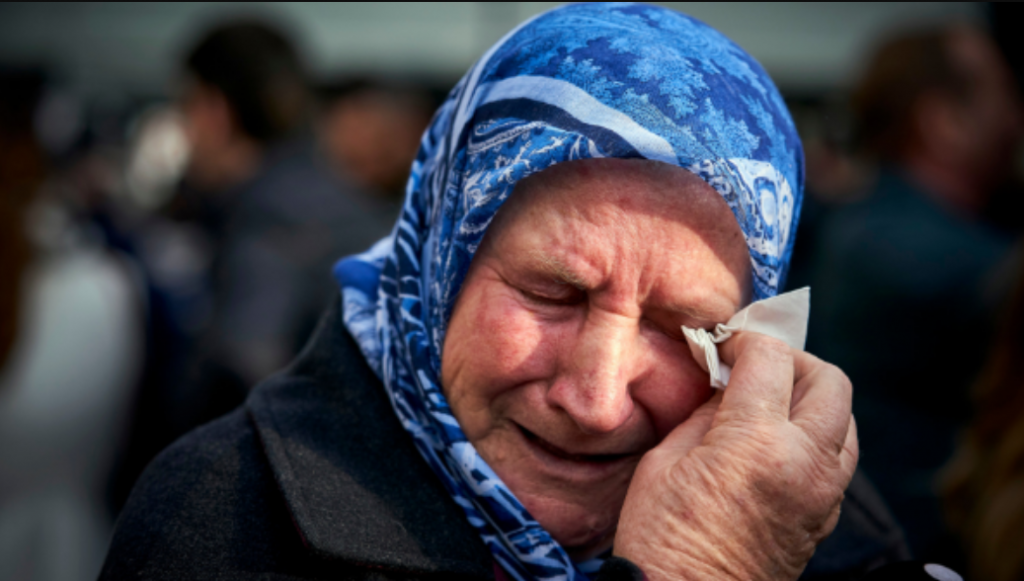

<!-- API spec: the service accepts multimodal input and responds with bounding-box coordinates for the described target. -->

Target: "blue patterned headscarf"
[333,3,803,580]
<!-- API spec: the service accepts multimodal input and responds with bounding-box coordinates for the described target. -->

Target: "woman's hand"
[614,332,859,581]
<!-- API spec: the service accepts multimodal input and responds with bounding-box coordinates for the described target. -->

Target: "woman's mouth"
[516,424,633,464]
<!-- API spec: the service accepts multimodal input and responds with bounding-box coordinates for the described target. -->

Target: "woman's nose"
[546,313,638,435]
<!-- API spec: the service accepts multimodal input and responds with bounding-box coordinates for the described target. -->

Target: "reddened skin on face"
[440,158,751,559]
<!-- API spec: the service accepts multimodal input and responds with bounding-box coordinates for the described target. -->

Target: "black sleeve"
[595,557,648,580]
[801,470,912,580]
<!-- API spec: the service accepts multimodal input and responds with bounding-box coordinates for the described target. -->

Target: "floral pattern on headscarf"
[333,3,803,580]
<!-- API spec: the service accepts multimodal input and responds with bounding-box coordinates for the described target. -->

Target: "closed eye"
[641,317,686,342]
[518,287,585,307]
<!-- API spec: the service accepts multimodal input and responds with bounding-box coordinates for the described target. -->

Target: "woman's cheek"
[478,291,563,382]
[636,331,714,439]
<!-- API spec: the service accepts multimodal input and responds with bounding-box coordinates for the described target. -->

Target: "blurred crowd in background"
[1,3,1023,581]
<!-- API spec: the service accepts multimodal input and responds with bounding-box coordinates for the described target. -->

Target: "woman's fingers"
[620,334,857,581]
[717,332,855,463]
[840,416,860,480]
[716,332,794,424]
[790,355,855,457]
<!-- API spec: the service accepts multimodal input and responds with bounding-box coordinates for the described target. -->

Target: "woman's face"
[441,159,751,559]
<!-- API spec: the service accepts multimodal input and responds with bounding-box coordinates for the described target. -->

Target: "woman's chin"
[517,491,620,559]
[477,428,635,557]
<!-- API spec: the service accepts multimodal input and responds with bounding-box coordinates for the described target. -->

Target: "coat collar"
[246,298,493,579]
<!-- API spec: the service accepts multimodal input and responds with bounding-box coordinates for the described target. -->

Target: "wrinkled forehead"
[489,158,754,299]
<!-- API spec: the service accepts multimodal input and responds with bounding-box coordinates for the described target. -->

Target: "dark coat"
[100,299,910,580]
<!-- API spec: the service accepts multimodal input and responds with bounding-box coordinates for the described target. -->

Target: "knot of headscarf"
[334,3,803,580]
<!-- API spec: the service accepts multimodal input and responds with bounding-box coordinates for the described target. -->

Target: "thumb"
[657,390,723,455]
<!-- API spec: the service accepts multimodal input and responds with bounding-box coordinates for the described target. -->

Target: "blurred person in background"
[318,78,434,201]
[0,69,43,378]
[0,67,144,581]
[943,265,1024,581]
[109,19,399,513]
[173,19,397,388]
[804,24,1024,560]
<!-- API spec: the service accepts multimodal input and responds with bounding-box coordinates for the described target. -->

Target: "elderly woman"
[101,4,913,580]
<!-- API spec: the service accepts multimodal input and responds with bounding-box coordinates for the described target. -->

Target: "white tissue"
[681,287,810,389]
